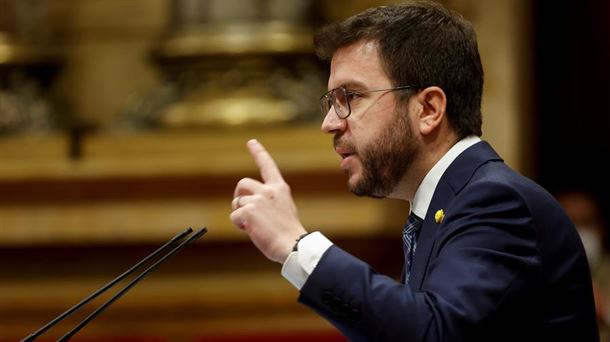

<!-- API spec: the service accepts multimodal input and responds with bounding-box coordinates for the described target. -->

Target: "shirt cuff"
[281,231,333,290]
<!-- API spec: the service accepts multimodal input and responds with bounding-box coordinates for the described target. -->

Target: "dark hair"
[314,0,483,138]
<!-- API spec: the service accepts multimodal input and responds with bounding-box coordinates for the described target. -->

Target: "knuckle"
[241,203,257,215]
[278,182,291,193]
[236,177,250,188]
[229,211,239,222]
[262,187,276,198]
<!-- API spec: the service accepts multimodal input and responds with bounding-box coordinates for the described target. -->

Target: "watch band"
[292,232,312,252]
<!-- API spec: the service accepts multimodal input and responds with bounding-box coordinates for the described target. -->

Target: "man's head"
[315,1,484,199]
[315,0,484,139]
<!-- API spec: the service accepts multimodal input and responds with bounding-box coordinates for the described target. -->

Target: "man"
[230,1,599,341]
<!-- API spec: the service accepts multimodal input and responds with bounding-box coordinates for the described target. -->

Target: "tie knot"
[405,213,423,234]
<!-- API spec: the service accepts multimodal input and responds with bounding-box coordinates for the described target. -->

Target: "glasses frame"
[319,85,421,119]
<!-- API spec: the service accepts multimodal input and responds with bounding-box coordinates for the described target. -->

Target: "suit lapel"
[409,141,503,290]
[409,179,453,290]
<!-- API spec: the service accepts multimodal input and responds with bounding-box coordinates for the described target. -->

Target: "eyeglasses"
[319,85,420,119]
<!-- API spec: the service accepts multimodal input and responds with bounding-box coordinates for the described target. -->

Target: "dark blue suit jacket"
[299,141,599,341]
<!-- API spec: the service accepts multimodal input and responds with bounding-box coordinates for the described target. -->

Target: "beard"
[337,108,418,198]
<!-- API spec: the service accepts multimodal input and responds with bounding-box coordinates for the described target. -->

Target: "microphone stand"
[21,227,207,341]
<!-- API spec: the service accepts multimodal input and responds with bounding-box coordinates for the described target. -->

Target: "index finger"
[246,139,285,183]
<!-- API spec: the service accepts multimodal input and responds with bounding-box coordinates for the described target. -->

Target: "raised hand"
[230,139,307,263]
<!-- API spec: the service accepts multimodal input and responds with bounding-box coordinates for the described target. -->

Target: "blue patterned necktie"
[403,213,423,284]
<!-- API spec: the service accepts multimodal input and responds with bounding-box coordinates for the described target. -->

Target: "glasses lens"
[320,88,351,119]
[333,88,349,118]
[320,94,331,116]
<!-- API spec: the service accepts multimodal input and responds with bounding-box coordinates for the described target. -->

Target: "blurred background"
[0,0,608,340]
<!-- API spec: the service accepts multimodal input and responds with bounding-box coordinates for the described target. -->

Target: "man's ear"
[415,86,447,135]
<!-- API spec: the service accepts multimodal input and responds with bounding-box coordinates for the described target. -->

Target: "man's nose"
[321,109,346,134]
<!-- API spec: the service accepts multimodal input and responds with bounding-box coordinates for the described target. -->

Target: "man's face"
[321,40,420,198]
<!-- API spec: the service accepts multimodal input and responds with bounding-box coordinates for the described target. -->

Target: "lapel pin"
[435,209,445,223]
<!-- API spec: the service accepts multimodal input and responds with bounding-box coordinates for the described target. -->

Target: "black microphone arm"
[21,227,208,341]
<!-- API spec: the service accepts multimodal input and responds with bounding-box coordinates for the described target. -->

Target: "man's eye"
[345,91,362,101]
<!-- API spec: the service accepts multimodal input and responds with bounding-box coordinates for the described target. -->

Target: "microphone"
[21,227,208,341]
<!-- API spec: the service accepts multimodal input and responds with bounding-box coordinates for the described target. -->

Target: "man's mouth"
[333,136,357,164]
[335,147,355,159]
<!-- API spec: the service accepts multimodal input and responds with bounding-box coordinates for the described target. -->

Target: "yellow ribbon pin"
[435,209,445,223]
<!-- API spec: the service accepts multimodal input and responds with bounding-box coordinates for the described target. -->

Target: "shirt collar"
[410,135,481,219]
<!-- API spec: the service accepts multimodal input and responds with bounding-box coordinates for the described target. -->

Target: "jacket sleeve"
[298,181,541,342]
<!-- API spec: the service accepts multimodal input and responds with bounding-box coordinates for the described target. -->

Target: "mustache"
[333,134,358,154]
[333,135,355,151]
